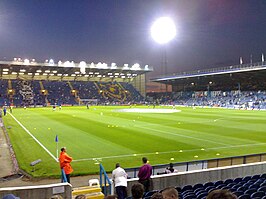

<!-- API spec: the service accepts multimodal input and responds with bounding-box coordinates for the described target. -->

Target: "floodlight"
[151,17,176,44]
[36,70,42,73]
[123,64,129,69]
[20,69,26,72]
[58,61,62,66]
[12,72,17,75]
[43,73,48,76]
[24,59,30,64]
[111,63,116,67]
[52,70,57,73]
[2,72,8,75]
[57,74,62,76]
[3,69,9,71]
[19,72,24,75]
[45,70,50,73]
[14,58,17,61]
[35,73,39,75]
[144,65,149,70]
[49,59,54,65]
[27,73,32,75]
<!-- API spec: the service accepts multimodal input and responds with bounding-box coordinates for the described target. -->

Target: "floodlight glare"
[151,17,176,44]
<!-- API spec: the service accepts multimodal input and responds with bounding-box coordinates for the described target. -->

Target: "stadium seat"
[250,191,265,199]
[143,190,158,198]
[258,186,266,192]
[260,173,266,179]
[234,177,243,183]
[193,183,203,190]
[238,194,251,199]
[214,180,223,187]
[203,182,214,188]
[181,185,193,192]
[233,191,244,197]
[251,174,260,180]
[224,179,233,184]
[242,176,252,182]
[248,184,260,189]
[244,188,257,196]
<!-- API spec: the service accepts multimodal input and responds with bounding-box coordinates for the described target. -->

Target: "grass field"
[3,105,266,177]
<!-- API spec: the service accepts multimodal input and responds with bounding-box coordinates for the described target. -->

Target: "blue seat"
[205,186,216,192]
[194,187,204,194]
[258,186,266,192]
[250,191,265,199]
[143,190,158,198]
[193,183,203,190]
[232,184,241,189]
[248,184,259,189]
[234,177,243,183]
[195,190,207,196]
[224,179,234,184]
[182,185,193,192]
[207,187,217,194]
[183,194,196,199]
[214,180,223,187]
[175,187,181,192]
[233,191,244,197]
[244,188,257,196]
[260,182,266,187]
[238,194,250,199]
[260,173,266,179]
[196,192,208,199]
[237,186,247,192]
[242,176,252,182]
[227,182,237,188]
[216,184,226,189]
[203,182,214,188]
[251,174,260,180]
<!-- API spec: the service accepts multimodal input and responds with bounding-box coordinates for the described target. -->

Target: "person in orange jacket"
[59,147,73,183]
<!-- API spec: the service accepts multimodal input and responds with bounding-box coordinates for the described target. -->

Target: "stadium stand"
[0,80,144,106]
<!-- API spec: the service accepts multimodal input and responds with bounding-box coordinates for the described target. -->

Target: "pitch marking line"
[73,142,266,162]
[8,112,58,162]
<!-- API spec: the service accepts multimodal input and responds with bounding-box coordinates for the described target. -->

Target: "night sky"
[1,0,266,79]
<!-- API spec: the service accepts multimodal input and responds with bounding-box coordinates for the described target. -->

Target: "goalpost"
[78,98,98,106]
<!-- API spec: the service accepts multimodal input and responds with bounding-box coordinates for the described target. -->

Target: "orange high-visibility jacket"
[59,152,73,174]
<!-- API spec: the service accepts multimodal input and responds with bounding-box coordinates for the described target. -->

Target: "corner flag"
[55,135,58,142]
[55,135,59,160]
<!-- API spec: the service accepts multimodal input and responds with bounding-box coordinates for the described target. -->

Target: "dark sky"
[1,0,266,79]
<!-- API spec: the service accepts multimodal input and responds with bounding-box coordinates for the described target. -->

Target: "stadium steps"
[39,81,45,90]
[72,186,104,199]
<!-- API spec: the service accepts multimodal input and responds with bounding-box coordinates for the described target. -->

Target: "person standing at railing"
[138,157,152,192]
[59,147,73,183]
[112,163,128,199]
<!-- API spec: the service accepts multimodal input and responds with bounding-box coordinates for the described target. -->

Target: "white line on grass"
[139,125,228,146]
[73,142,266,162]
[8,112,58,162]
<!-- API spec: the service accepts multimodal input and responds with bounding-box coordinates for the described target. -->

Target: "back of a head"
[131,183,144,199]
[151,192,163,199]
[162,187,179,199]
[115,163,120,168]
[105,195,117,199]
[50,195,63,199]
[75,194,86,199]
[206,189,238,199]
[142,157,148,164]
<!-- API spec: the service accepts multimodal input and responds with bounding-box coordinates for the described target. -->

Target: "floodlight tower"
[151,17,176,92]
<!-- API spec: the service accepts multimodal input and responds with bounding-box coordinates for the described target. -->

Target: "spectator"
[104,195,117,199]
[2,194,20,199]
[112,163,127,199]
[206,189,238,199]
[165,163,178,174]
[75,195,86,199]
[138,157,152,192]
[151,192,163,199]
[131,183,144,199]
[59,147,73,183]
[162,187,179,199]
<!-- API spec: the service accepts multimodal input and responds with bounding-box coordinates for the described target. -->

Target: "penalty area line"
[73,142,266,162]
[8,112,58,162]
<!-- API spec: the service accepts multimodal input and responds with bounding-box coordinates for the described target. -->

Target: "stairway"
[72,186,104,199]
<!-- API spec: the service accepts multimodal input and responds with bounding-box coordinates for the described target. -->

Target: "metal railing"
[125,152,266,178]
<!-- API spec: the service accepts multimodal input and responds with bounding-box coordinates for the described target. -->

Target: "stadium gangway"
[99,163,112,196]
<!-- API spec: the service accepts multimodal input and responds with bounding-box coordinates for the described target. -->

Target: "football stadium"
[1,2,266,199]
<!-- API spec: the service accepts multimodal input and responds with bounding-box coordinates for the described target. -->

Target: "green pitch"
[3,106,266,177]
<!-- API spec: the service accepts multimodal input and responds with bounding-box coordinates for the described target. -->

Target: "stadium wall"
[127,161,266,196]
[0,183,72,199]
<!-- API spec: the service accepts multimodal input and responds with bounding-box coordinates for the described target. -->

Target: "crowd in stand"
[0,80,144,107]
[147,90,266,110]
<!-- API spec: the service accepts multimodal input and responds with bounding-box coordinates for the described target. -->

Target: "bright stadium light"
[151,17,176,44]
